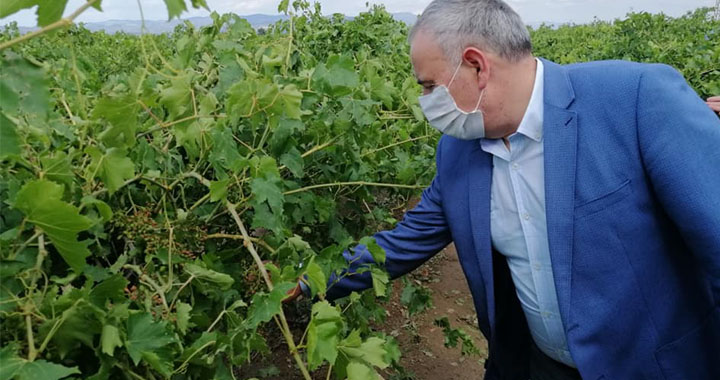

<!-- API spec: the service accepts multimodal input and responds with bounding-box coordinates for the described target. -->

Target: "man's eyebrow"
[417,79,435,86]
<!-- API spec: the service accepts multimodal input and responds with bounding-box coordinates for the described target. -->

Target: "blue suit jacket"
[327,59,720,379]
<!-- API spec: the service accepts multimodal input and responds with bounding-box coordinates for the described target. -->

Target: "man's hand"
[707,96,720,114]
[283,283,303,304]
[263,260,304,304]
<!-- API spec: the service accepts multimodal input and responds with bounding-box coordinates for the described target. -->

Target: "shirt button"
[512,163,519,170]
[533,262,541,270]
[523,213,530,220]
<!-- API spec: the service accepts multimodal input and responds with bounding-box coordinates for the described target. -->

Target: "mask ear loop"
[473,88,485,112]
[447,60,463,88]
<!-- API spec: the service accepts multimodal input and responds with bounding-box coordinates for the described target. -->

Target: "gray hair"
[409,0,532,64]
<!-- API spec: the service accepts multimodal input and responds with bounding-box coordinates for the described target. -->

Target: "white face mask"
[418,61,486,140]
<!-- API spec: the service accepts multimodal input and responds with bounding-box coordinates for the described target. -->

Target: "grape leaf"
[346,361,377,380]
[368,68,396,108]
[0,345,79,380]
[209,178,230,202]
[160,75,192,118]
[190,0,208,10]
[401,280,433,316]
[251,202,284,236]
[277,0,290,14]
[125,313,176,375]
[339,98,378,126]
[100,325,122,356]
[40,152,73,188]
[0,52,50,117]
[339,336,389,369]
[279,147,304,178]
[312,54,358,96]
[359,237,386,265]
[162,0,187,20]
[92,95,139,148]
[306,301,343,369]
[36,0,69,27]
[370,267,388,298]
[245,282,295,328]
[178,331,217,363]
[80,196,113,222]
[251,177,284,214]
[304,259,326,298]
[176,301,192,334]
[49,301,102,358]
[0,0,38,19]
[209,127,246,173]
[0,113,21,159]
[272,84,303,120]
[225,80,255,116]
[89,274,128,307]
[14,180,93,272]
[184,263,234,289]
[86,147,136,194]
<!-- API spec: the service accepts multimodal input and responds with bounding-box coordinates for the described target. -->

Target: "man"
[289,1,720,378]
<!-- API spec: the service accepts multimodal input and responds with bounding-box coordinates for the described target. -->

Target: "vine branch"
[225,201,312,380]
[284,181,427,195]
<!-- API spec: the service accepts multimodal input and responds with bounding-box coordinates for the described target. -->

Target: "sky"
[1,0,715,26]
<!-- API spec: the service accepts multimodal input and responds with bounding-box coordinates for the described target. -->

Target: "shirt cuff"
[298,279,311,297]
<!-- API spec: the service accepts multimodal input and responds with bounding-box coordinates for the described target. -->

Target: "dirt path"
[379,244,488,380]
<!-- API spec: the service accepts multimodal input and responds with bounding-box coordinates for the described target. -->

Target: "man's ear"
[462,47,489,88]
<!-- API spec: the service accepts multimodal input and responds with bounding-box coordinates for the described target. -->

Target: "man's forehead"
[410,30,448,79]
[410,29,445,61]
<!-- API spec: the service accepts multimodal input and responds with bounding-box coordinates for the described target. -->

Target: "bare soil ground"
[378,244,488,380]
[240,244,488,380]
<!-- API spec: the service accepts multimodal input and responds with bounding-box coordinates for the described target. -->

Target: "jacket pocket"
[654,306,720,380]
[574,179,631,220]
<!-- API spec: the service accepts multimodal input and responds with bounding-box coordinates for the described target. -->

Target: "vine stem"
[326,364,334,380]
[204,233,276,253]
[285,12,294,73]
[361,134,433,157]
[25,313,36,361]
[11,229,40,260]
[225,201,312,380]
[284,181,427,195]
[0,0,99,51]
[25,232,47,361]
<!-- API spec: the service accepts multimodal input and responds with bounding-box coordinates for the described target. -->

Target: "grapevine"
[0,1,717,379]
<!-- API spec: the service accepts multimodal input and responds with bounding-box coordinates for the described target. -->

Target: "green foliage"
[0,2,716,379]
[400,278,433,316]
[530,8,720,98]
[14,180,93,271]
[433,317,483,356]
[0,345,79,380]
[125,312,177,376]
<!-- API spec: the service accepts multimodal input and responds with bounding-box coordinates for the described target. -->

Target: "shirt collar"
[515,58,545,142]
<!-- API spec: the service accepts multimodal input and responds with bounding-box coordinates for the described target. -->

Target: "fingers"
[282,283,303,304]
[707,101,720,113]
[707,96,720,113]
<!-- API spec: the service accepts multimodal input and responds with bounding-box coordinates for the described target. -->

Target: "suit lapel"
[541,58,578,327]
[466,144,497,330]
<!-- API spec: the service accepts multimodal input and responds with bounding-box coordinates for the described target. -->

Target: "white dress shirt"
[480,59,576,367]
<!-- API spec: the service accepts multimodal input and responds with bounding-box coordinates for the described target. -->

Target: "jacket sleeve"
[324,138,453,301]
[636,64,720,292]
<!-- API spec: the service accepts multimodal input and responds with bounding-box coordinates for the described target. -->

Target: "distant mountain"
[14,12,418,35]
